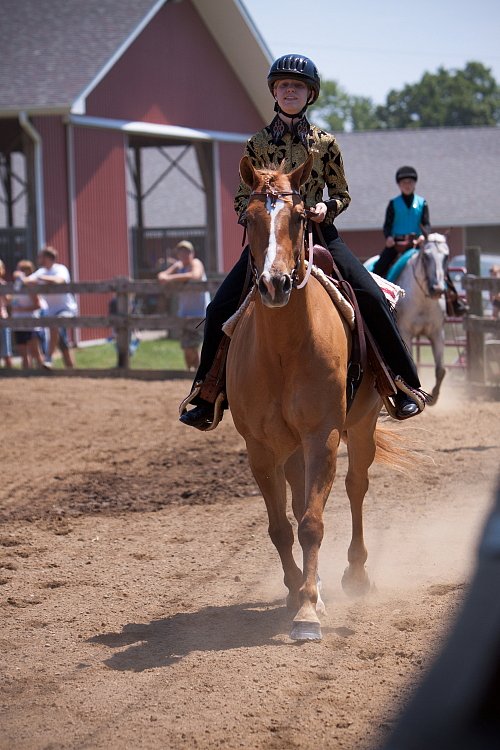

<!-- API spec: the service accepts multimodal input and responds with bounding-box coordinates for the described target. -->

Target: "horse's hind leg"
[246,439,303,610]
[341,422,377,597]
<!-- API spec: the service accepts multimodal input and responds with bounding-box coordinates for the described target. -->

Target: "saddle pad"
[305,263,355,329]
[369,272,405,309]
[308,264,405,318]
[222,287,256,338]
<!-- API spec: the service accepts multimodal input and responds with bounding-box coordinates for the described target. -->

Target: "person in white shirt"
[24,246,77,367]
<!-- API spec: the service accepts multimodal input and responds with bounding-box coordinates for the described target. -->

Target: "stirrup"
[382,376,428,421]
[179,382,202,416]
[178,382,226,432]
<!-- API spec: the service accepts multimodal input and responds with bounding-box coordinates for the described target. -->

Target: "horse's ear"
[239,156,256,188]
[289,153,314,189]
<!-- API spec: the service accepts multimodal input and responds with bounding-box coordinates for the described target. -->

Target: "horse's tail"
[374,423,425,473]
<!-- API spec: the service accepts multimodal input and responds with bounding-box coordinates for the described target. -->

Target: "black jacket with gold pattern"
[234,115,351,226]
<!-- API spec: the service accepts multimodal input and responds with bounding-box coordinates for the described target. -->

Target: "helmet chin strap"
[274,100,310,119]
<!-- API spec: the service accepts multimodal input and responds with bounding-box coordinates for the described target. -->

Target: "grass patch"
[52,336,186,370]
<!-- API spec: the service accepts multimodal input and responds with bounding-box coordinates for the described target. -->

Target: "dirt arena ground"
[1,375,499,750]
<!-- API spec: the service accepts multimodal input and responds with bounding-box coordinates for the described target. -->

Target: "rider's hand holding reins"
[307,202,327,223]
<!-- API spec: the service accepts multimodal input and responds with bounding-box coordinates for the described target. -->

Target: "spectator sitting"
[24,246,77,368]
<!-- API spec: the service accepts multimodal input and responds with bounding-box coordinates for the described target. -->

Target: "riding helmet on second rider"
[396,165,418,183]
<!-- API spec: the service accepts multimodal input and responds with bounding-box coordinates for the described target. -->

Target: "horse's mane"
[253,163,290,193]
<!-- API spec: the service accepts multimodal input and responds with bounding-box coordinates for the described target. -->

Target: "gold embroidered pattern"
[234,119,350,226]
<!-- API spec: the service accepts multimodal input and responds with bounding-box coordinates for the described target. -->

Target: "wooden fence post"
[115,277,130,370]
[465,246,484,385]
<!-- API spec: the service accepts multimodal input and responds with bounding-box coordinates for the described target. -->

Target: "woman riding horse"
[180,54,426,429]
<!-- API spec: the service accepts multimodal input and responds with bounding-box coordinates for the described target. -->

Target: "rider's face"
[398,178,416,195]
[274,79,310,116]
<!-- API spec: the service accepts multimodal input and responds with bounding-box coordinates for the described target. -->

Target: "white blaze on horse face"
[424,237,449,293]
[262,196,286,285]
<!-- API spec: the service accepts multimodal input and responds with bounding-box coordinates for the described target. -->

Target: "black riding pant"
[373,245,399,278]
[195,223,420,390]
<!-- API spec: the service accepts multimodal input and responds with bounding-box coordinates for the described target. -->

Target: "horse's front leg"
[285,450,326,617]
[291,433,339,641]
[245,438,303,610]
[429,331,446,405]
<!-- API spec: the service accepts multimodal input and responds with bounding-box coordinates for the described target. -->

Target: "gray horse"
[392,233,449,404]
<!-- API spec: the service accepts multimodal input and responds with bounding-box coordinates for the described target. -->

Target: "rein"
[412,249,432,298]
[296,225,314,289]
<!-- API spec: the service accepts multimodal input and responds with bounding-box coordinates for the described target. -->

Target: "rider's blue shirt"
[391,193,426,236]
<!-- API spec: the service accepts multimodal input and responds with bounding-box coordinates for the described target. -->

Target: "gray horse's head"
[422,233,449,298]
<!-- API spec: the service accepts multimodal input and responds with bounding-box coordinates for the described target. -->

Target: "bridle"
[412,240,448,299]
[247,185,314,289]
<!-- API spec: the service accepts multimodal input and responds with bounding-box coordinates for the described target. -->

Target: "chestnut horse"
[226,155,401,641]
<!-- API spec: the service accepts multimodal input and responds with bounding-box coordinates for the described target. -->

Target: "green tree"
[309,61,500,131]
[376,61,500,128]
[310,81,381,132]
[349,96,383,131]
[310,80,352,132]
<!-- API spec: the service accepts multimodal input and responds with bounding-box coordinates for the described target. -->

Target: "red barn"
[0,0,273,292]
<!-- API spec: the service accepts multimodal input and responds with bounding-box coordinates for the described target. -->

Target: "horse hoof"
[341,566,371,598]
[290,621,322,641]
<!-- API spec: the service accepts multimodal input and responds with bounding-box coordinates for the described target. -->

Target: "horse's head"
[240,154,312,307]
[421,232,450,299]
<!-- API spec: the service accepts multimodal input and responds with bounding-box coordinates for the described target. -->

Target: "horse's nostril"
[282,275,292,293]
[258,278,268,297]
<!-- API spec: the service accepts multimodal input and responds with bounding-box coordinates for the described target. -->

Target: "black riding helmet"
[267,54,320,105]
[396,165,418,182]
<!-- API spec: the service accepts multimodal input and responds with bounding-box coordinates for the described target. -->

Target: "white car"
[448,253,500,315]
